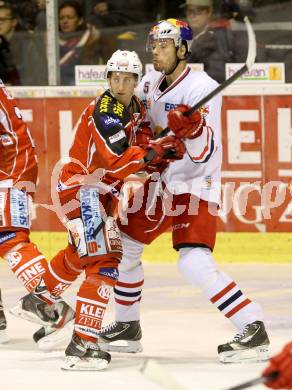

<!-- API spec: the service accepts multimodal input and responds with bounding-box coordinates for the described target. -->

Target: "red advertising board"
[10,86,292,232]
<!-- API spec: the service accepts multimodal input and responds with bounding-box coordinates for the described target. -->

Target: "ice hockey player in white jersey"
[98,18,271,363]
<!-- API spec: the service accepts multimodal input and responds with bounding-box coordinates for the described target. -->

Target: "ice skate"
[218,321,270,363]
[33,300,75,351]
[61,333,111,371]
[9,291,58,326]
[0,292,9,344]
[98,320,143,353]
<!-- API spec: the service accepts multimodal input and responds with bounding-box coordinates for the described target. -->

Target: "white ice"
[1,262,292,390]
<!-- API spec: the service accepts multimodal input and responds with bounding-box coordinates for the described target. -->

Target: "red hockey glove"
[143,135,186,165]
[135,122,152,146]
[167,104,205,139]
[263,342,292,389]
[145,161,169,174]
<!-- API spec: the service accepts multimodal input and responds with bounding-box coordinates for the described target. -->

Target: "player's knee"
[178,246,219,288]
[119,232,144,272]
[0,231,29,258]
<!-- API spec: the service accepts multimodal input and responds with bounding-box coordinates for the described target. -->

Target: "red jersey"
[59,90,148,191]
[0,80,38,192]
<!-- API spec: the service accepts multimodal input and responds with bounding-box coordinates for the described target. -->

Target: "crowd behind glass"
[0,0,291,86]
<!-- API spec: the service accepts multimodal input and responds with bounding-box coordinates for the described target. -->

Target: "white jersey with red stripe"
[0,79,38,191]
[137,66,222,204]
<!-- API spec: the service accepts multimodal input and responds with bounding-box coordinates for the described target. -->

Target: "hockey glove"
[167,104,205,139]
[135,122,153,146]
[262,342,292,389]
[143,135,186,165]
[145,161,169,174]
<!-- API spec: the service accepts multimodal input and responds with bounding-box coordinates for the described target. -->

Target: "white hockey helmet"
[146,18,193,54]
[105,50,143,83]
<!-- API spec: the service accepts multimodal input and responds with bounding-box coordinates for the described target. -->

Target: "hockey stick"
[141,359,184,390]
[155,16,256,140]
[224,371,279,390]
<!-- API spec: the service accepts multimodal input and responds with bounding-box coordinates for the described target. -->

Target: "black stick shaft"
[225,372,279,390]
[185,64,248,116]
[154,64,248,141]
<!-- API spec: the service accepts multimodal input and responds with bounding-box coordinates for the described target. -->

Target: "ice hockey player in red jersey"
[12,50,185,370]
[0,79,74,339]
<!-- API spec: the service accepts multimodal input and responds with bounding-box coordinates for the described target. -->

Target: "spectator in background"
[35,0,46,31]
[59,0,113,85]
[182,0,248,83]
[0,3,46,85]
[0,4,20,84]
[220,0,256,22]
[89,0,128,28]
[0,35,20,85]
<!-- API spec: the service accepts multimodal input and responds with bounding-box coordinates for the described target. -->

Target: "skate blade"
[0,330,9,344]
[37,320,74,351]
[219,345,270,363]
[99,339,143,353]
[9,303,51,326]
[61,356,109,371]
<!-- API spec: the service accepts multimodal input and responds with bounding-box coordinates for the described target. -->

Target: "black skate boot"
[61,333,111,371]
[99,320,143,353]
[218,320,270,363]
[33,300,75,351]
[9,291,58,326]
[0,289,9,344]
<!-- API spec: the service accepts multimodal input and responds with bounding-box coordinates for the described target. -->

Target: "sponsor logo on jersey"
[203,175,212,189]
[99,267,119,280]
[109,129,126,144]
[51,282,69,297]
[74,324,100,338]
[6,250,22,268]
[18,262,46,290]
[165,103,178,111]
[99,94,112,113]
[1,134,13,146]
[99,94,124,117]
[80,188,99,242]
[10,189,29,228]
[80,303,105,319]
[172,222,191,231]
[100,114,122,130]
[80,187,107,256]
[57,182,64,192]
[0,231,16,245]
[97,285,111,300]
[113,101,124,117]
[87,240,100,254]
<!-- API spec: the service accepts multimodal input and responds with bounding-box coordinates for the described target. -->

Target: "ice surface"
[1,262,291,390]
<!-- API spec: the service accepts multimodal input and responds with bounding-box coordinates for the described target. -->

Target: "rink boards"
[7,84,292,234]
[27,232,292,263]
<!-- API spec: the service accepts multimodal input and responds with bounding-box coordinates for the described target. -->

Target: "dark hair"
[58,1,84,18]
